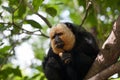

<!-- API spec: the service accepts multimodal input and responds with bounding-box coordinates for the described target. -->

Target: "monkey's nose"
[54,36,64,48]
[55,36,61,43]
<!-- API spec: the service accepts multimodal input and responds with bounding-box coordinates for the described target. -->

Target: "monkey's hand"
[59,52,72,64]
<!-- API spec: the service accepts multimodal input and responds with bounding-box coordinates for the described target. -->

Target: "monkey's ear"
[64,22,78,35]
[64,22,74,30]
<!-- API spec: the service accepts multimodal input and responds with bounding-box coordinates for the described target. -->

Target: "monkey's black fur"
[42,22,99,80]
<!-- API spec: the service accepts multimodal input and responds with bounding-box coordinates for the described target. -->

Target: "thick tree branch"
[88,62,120,80]
[85,15,120,79]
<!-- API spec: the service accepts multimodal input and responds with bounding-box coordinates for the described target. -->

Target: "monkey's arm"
[42,48,66,80]
[59,52,78,80]
[77,31,99,59]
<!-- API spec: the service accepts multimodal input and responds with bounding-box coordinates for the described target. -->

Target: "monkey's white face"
[50,23,75,54]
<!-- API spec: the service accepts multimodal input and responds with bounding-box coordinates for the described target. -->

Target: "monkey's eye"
[51,33,63,39]
[52,35,55,39]
[57,33,63,36]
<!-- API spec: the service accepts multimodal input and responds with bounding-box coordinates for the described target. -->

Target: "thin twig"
[0,22,12,25]
[36,13,52,28]
[0,22,49,38]
[80,0,92,27]
[14,23,49,38]
[39,30,49,38]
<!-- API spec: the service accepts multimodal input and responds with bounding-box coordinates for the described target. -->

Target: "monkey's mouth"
[55,42,64,49]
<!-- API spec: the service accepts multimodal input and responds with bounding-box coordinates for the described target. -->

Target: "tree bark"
[88,62,120,80]
[84,15,120,80]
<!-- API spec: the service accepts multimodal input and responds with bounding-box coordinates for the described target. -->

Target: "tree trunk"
[84,15,120,80]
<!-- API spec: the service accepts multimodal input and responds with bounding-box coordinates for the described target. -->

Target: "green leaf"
[0,66,22,79]
[31,73,40,79]
[0,24,6,31]
[13,66,22,77]
[77,0,86,7]
[70,12,81,24]
[34,47,45,60]
[25,20,42,29]
[45,7,57,17]
[0,46,11,53]
[2,6,14,13]
[9,0,19,6]
[0,67,12,79]
[32,0,43,12]
[11,26,20,34]
[36,66,43,72]
[18,1,27,18]
[86,9,98,26]
[0,0,2,4]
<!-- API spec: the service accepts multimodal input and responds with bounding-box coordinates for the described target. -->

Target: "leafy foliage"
[32,0,43,12]
[0,66,22,79]
[0,0,120,79]
[25,19,42,29]
[45,7,57,17]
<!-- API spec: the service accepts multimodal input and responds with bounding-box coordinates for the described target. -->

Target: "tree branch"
[36,13,52,28]
[0,22,49,38]
[13,23,49,38]
[25,1,52,28]
[80,0,92,26]
[85,15,120,79]
[88,62,120,80]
